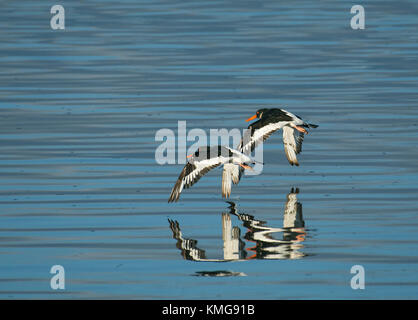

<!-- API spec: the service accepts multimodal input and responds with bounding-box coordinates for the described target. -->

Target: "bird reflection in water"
[168,188,307,261]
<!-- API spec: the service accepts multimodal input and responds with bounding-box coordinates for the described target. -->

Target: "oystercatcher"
[221,108,318,191]
[168,145,256,202]
[242,108,318,166]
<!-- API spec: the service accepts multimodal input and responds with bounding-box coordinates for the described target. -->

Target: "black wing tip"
[168,163,192,203]
[167,197,176,203]
[309,123,318,128]
[168,187,181,203]
[168,218,179,227]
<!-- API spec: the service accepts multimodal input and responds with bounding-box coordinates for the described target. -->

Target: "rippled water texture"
[1,1,418,299]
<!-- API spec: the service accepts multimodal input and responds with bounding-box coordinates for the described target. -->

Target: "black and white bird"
[221,108,318,191]
[242,108,318,166]
[168,145,256,202]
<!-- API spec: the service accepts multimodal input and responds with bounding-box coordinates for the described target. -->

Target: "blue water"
[1,0,418,299]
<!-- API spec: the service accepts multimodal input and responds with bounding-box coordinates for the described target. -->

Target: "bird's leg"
[239,164,254,171]
[291,124,308,134]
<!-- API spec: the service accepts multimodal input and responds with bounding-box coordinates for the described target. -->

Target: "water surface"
[1,0,418,299]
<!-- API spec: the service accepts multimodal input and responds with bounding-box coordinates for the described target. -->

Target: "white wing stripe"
[283,126,298,166]
[240,122,287,153]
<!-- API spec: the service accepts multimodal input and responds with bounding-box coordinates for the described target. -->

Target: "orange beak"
[186,154,193,158]
[245,114,257,122]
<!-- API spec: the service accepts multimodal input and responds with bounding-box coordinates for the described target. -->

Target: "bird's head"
[245,108,269,122]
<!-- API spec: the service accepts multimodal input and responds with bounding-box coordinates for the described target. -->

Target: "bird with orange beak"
[240,108,318,166]
[168,145,259,202]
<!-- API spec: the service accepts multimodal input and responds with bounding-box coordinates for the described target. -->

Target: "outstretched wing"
[238,120,286,154]
[168,157,227,202]
[234,119,288,183]
[221,163,243,198]
[282,126,304,166]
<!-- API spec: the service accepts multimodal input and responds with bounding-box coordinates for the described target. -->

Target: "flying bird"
[221,108,318,191]
[168,145,256,202]
[241,108,318,166]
